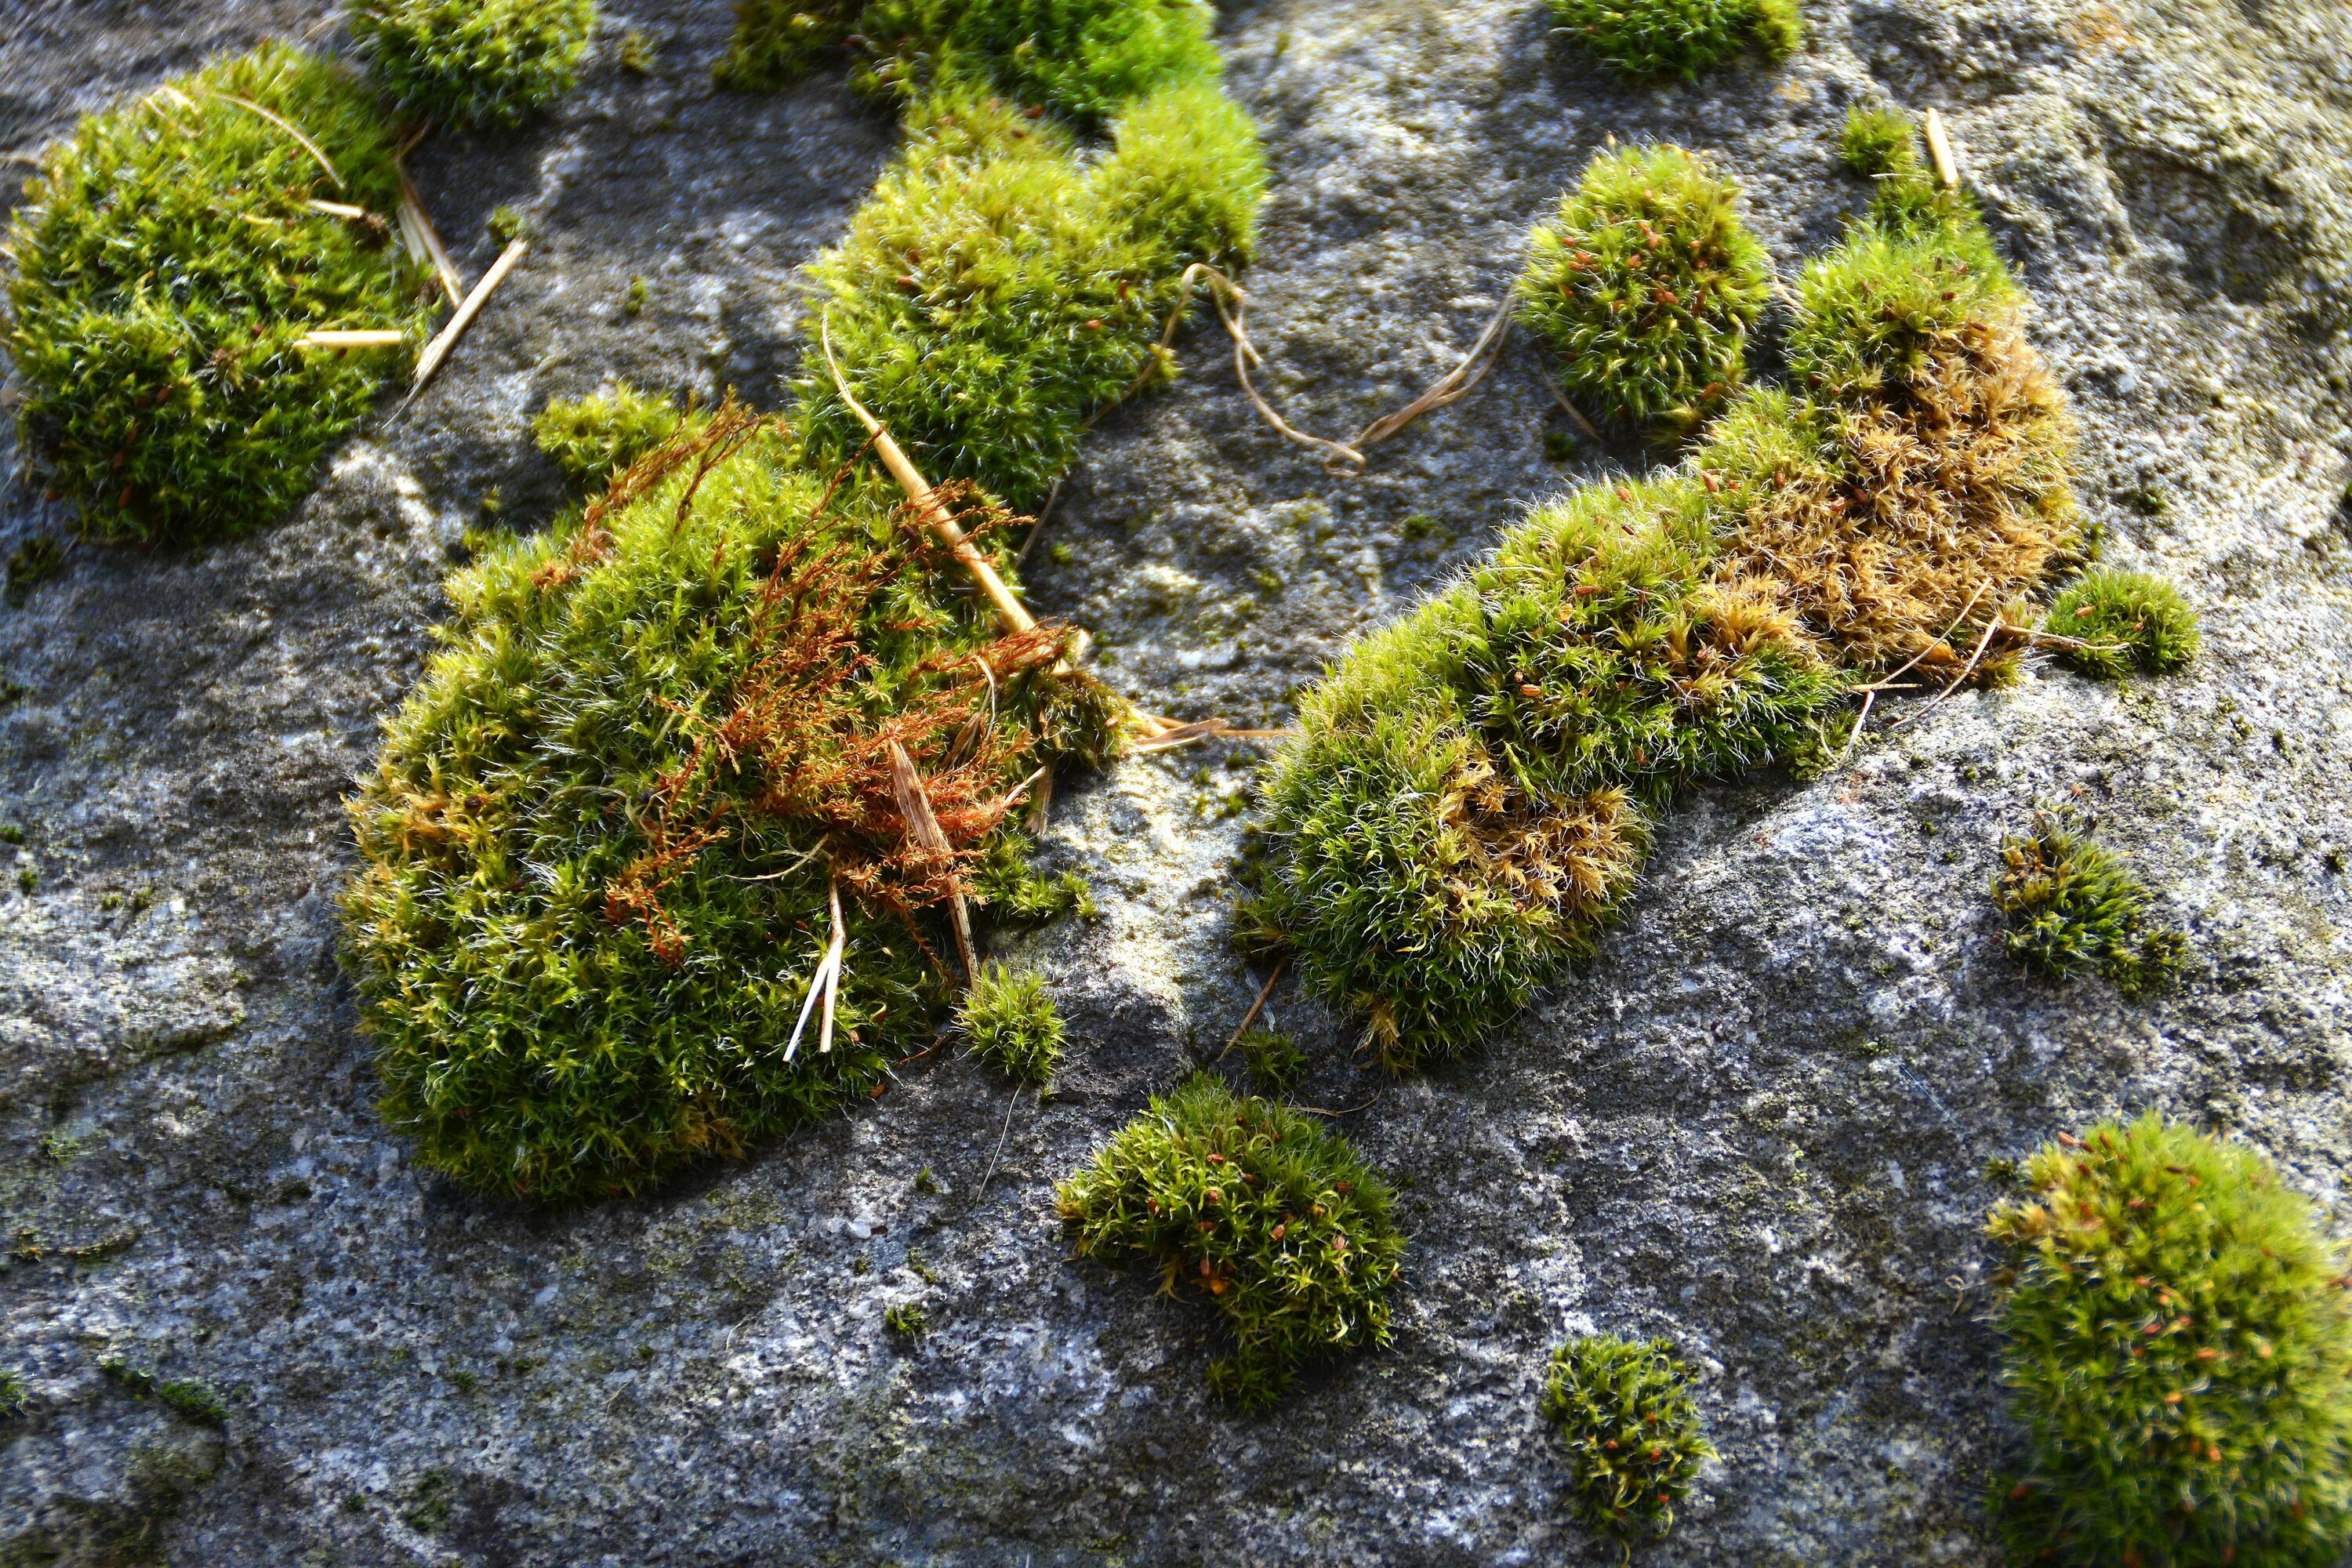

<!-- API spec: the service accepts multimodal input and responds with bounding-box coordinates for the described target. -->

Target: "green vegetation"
[100,1359,230,1426]
[5,44,432,544]
[1549,0,1800,79]
[533,383,687,489]
[5,537,65,608]
[883,1301,929,1340]
[1987,1116,2352,1566]
[0,1369,26,1418]
[1516,144,1773,439]
[342,411,1112,1202]
[2044,569,2201,681]
[718,0,1218,121]
[959,960,1064,1085]
[798,81,1264,506]
[1232,1025,1305,1094]
[1992,809,2185,997]
[1541,1334,1714,1541]
[1248,112,2083,1062]
[348,0,596,128]
[973,833,1096,924]
[1056,1073,1404,1408]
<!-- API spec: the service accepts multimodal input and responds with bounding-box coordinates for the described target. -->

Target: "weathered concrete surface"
[3,0,2350,1562]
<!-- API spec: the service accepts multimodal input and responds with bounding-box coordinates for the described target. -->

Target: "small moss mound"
[1232,1026,1305,1094]
[2044,569,2201,681]
[1992,809,2185,998]
[720,0,1218,121]
[1541,1334,1714,1541]
[349,0,596,128]
[1056,1073,1405,1408]
[0,1370,26,1419]
[5,43,431,544]
[799,81,1264,506]
[959,960,1064,1085]
[882,1300,928,1340]
[1516,144,1774,441]
[1549,0,1800,79]
[343,411,1104,1202]
[533,383,687,490]
[1987,1116,2352,1566]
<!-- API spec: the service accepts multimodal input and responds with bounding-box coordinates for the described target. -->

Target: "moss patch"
[342,412,1107,1202]
[1992,808,2184,997]
[5,43,432,544]
[1548,0,1800,79]
[2044,568,2201,681]
[534,383,688,491]
[959,960,1063,1085]
[349,0,596,128]
[1987,1116,2352,1565]
[1056,1073,1404,1408]
[1541,1333,1713,1541]
[1516,144,1773,440]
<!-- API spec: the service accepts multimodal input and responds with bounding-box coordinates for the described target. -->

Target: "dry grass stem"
[397,162,466,307]
[408,237,527,397]
[296,328,407,349]
[1923,108,1961,189]
[1352,296,1516,450]
[1216,957,1287,1060]
[889,739,977,980]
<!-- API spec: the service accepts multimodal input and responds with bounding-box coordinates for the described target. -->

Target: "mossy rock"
[349,0,597,129]
[4,43,433,544]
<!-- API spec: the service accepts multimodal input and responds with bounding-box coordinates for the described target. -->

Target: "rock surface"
[5,0,2352,1563]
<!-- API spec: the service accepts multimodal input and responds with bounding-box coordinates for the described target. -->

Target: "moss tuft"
[883,1301,928,1340]
[959,960,1064,1085]
[533,383,687,490]
[1992,808,2184,997]
[342,411,1101,1202]
[2043,568,2200,681]
[1549,0,1800,78]
[1987,1116,2352,1566]
[1541,1334,1714,1540]
[5,537,66,608]
[1058,1073,1404,1408]
[349,0,596,128]
[1516,144,1774,441]
[0,1369,26,1419]
[5,44,431,544]
[972,832,1096,924]
[797,82,1264,506]
[1232,1026,1305,1094]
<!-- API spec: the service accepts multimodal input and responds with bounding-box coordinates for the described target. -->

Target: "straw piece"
[1924,108,1961,190]
[887,740,976,982]
[296,329,408,349]
[408,238,527,397]
[397,162,466,308]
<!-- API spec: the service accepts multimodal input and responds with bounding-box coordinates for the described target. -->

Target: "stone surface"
[5,0,2352,1563]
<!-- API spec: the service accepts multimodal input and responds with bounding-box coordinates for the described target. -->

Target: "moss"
[1549,0,1800,78]
[1055,1073,1404,1408]
[4,538,65,608]
[1992,808,2185,997]
[487,204,529,245]
[958,960,1064,1085]
[883,1301,929,1340]
[99,1360,229,1427]
[1541,1333,1714,1540]
[1516,144,1774,440]
[2044,569,2201,680]
[722,0,1218,122]
[4,43,432,545]
[797,80,1264,506]
[972,832,1095,924]
[1987,1116,2352,1566]
[1232,1026,1305,1094]
[0,1369,25,1419]
[348,0,595,128]
[533,383,686,489]
[342,411,1101,1203]
[1245,474,1837,1068]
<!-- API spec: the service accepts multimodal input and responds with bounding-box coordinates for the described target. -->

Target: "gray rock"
[4,0,2351,1563]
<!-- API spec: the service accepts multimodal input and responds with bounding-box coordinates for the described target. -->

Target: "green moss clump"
[5,538,66,608]
[1517,144,1774,440]
[721,0,1218,122]
[1056,1073,1404,1408]
[972,833,1096,924]
[533,383,686,490]
[883,1301,929,1340]
[1549,0,1800,79]
[1987,1116,2352,1566]
[959,960,1064,1085]
[1541,1334,1714,1540]
[2044,569,2201,680]
[1245,474,1837,1067]
[5,44,431,544]
[1992,809,2185,997]
[349,0,596,128]
[342,412,1098,1202]
[100,1360,229,1427]
[0,1369,27,1419]
[799,82,1264,506]
[1232,1026,1305,1094]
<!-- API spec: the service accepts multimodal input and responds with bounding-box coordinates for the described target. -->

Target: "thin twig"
[1142,265,1365,467]
[208,90,341,187]
[1292,1094,1381,1118]
[1014,477,1063,570]
[1023,764,1054,835]
[887,740,976,982]
[1352,296,1515,450]
[405,238,527,401]
[304,198,374,221]
[295,329,407,350]
[1889,612,2003,732]
[976,1085,1031,1199]
[1876,580,1991,691]
[1538,372,1604,445]
[818,877,847,1055]
[782,931,839,1062]
[1837,686,1877,765]
[397,161,466,308]
[1214,958,1286,1061]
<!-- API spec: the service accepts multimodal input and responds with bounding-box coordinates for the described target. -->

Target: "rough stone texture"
[4,0,2352,1563]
